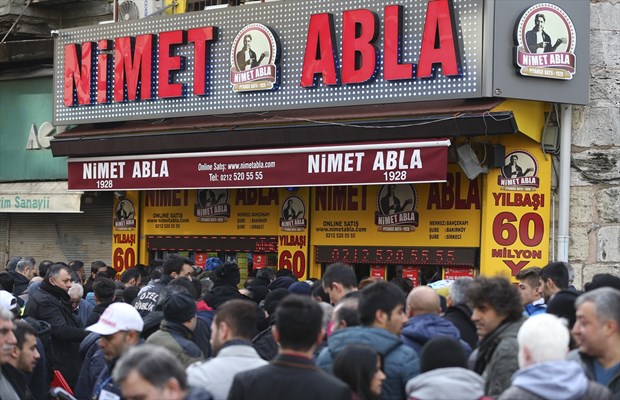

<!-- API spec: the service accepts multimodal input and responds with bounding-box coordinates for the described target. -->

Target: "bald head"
[406,286,441,317]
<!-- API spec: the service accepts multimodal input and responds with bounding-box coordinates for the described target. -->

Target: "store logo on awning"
[230,24,279,92]
[115,199,136,230]
[498,150,540,190]
[375,184,419,232]
[195,189,230,222]
[514,3,576,80]
[280,196,306,231]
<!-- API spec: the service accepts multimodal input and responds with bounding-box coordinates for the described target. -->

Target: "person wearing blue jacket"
[317,281,420,400]
[401,286,471,356]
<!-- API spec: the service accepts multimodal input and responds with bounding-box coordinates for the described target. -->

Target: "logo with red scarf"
[514,3,576,80]
[230,24,278,92]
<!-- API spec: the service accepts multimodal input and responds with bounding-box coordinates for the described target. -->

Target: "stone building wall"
[569,0,619,289]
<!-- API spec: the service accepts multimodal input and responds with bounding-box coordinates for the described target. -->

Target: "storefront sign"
[53,0,484,125]
[112,191,140,274]
[67,140,450,191]
[443,266,474,280]
[480,137,551,277]
[514,3,576,80]
[0,182,82,213]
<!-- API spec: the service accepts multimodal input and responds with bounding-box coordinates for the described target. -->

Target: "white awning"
[0,181,82,213]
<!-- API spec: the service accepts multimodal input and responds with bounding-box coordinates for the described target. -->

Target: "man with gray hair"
[9,258,35,297]
[0,307,18,399]
[113,344,213,399]
[498,313,610,400]
[570,287,620,398]
[443,277,477,349]
[68,283,94,326]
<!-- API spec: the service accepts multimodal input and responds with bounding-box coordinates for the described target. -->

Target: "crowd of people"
[0,255,618,400]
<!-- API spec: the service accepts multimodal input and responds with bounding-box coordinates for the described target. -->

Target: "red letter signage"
[114,34,154,102]
[383,5,414,81]
[341,9,378,84]
[417,0,461,78]
[188,27,216,96]
[97,40,112,104]
[300,13,339,87]
[64,42,93,106]
[159,30,187,99]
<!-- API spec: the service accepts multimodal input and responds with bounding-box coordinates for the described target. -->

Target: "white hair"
[517,313,569,368]
[68,283,84,298]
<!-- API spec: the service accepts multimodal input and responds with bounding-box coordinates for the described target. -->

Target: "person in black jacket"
[9,258,35,297]
[24,263,88,388]
[443,277,478,349]
[230,295,351,400]
[85,276,116,326]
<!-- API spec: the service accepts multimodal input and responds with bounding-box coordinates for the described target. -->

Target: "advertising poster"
[112,191,140,275]
[311,164,482,249]
[371,266,386,280]
[480,136,551,277]
[277,188,310,279]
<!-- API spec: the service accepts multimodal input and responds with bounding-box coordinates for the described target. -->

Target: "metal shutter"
[7,203,112,267]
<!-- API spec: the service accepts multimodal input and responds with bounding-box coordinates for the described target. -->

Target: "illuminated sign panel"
[53,0,483,125]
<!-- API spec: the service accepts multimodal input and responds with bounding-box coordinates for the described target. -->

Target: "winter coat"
[406,367,485,400]
[132,274,172,316]
[443,303,478,349]
[229,353,351,400]
[469,317,524,397]
[22,317,52,400]
[1,364,33,400]
[76,298,95,326]
[85,301,113,327]
[252,324,278,361]
[9,270,29,297]
[317,326,420,400]
[498,361,611,400]
[401,314,471,356]
[146,319,204,368]
[74,333,104,400]
[203,285,249,309]
[568,350,620,400]
[142,309,212,358]
[187,341,268,400]
[25,280,88,387]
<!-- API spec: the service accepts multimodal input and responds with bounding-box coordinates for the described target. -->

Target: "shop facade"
[50,0,589,280]
[0,75,112,266]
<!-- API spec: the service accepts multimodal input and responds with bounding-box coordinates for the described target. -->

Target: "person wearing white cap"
[86,302,144,400]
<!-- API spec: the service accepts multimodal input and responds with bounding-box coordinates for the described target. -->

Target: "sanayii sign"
[53,0,483,125]
[67,140,450,191]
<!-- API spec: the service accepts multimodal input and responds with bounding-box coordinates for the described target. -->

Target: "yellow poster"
[277,188,310,280]
[480,135,551,277]
[112,191,140,275]
[311,164,481,247]
[141,188,280,235]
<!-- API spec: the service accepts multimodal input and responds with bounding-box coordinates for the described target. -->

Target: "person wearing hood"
[498,313,610,400]
[317,281,419,400]
[401,286,471,356]
[407,336,486,400]
[24,263,88,388]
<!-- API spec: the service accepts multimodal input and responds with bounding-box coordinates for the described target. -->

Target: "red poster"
[254,254,266,269]
[370,265,386,280]
[194,252,207,269]
[403,266,419,286]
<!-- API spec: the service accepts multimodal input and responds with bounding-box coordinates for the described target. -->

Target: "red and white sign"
[68,139,449,191]
[370,265,386,280]
[443,266,474,280]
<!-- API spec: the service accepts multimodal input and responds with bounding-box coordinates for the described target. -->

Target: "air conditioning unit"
[117,0,165,21]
